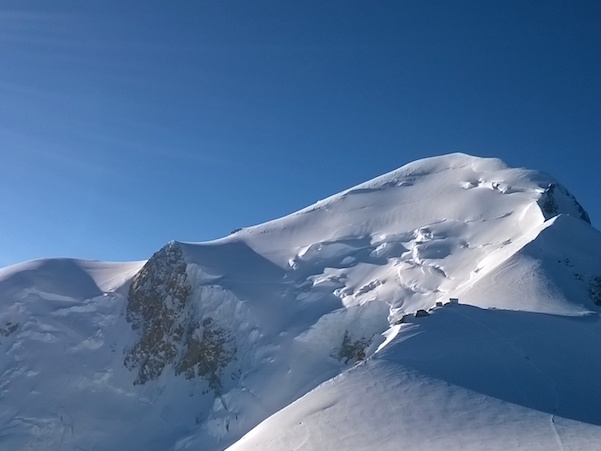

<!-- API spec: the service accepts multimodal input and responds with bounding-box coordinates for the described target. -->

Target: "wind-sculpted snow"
[1,153,600,450]
[455,214,601,314]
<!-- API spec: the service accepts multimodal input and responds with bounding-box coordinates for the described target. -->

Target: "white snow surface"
[1,153,600,450]
[230,305,601,451]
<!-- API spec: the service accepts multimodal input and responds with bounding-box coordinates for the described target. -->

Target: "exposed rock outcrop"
[0,321,18,337]
[337,330,370,365]
[538,183,591,224]
[589,276,601,306]
[124,242,236,393]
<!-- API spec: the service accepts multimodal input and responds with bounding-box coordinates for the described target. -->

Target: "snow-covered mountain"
[2,153,601,450]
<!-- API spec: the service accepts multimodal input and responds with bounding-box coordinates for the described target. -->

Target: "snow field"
[1,154,599,450]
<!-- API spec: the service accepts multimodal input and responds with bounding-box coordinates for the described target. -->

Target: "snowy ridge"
[230,305,601,451]
[1,153,600,450]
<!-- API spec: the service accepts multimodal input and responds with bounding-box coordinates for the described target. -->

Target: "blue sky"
[1,0,600,267]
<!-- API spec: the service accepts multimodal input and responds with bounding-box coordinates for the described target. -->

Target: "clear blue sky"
[1,0,600,267]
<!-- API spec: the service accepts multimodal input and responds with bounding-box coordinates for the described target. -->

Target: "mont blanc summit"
[1,153,601,450]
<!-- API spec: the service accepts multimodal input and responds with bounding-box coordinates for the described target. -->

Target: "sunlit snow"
[1,153,599,450]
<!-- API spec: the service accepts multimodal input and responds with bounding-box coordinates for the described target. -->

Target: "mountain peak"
[1,153,600,450]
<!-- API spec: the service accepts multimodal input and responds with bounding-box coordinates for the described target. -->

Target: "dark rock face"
[337,330,369,365]
[589,276,601,306]
[538,183,591,224]
[0,322,18,337]
[124,243,190,384]
[124,242,235,393]
[175,317,236,394]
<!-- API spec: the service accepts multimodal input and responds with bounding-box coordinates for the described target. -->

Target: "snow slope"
[1,153,599,450]
[230,305,601,451]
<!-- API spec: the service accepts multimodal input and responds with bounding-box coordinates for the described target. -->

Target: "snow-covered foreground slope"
[230,305,601,451]
[1,153,600,450]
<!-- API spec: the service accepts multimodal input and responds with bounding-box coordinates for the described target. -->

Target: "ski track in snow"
[550,415,566,451]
